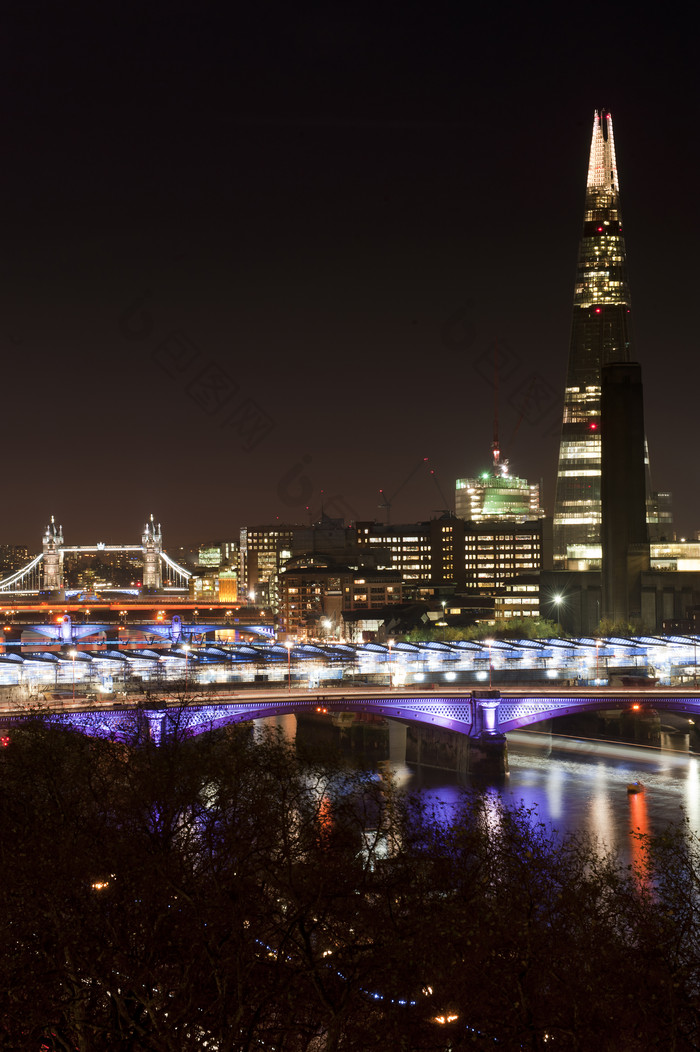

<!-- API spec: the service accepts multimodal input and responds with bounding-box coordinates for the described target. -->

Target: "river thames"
[273,711,699,867]
[395,729,700,868]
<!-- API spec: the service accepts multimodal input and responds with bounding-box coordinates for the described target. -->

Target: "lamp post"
[595,638,600,687]
[441,600,447,641]
[183,643,190,694]
[387,638,394,690]
[69,648,77,700]
[286,641,292,692]
[485,638,493,688]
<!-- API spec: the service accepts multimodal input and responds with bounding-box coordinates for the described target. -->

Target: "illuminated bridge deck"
[3,686,700,744]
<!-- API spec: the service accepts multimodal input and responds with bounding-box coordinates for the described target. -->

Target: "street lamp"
[484,638,493,688]
[387,638,394,690]
[285,641,292,691]
[441,600,447,641]
[595,638,600,686]
[183,643,190,693]
[69,648,77,700]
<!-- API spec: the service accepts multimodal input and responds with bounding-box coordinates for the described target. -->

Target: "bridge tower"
[142,514,163,591]
[42,516,64,592]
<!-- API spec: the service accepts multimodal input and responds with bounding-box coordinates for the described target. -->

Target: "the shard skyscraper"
[553,110,638,569]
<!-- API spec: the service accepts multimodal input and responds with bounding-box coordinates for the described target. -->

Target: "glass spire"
[552,110,634,568]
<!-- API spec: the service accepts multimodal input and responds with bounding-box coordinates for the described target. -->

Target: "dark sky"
[1,5,697,548]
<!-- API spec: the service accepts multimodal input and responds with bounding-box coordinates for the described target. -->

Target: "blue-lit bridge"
[3,686,699,747]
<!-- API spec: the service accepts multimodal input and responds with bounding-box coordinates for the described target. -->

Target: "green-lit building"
[455,470,541,523]
[455,434,543,525]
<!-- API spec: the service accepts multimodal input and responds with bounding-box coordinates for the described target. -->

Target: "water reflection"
[589,768,615,851]
[687,759,700,829]
[505,733,696,865]
[397,731,699,868]
[627,788,651,884]
[259,715,697,869]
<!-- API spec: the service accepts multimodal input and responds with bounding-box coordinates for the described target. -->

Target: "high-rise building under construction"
[552,111,671,569]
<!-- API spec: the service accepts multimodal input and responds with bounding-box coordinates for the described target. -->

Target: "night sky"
[1,7,697,548]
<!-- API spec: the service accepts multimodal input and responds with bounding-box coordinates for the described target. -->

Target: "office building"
[278,556,403,638]
[356,516,548,594]
[239,518,359,611]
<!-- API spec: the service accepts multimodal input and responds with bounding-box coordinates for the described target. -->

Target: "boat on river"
[627,781,644,794]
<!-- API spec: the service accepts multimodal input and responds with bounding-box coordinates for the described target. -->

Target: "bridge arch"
[164,691,700,741]
[2,692,479,744]
[6,690,700,749]
[495,694,700,733]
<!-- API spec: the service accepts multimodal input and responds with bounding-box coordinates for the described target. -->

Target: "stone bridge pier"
[469,689,508,778]
[401,690,508,778]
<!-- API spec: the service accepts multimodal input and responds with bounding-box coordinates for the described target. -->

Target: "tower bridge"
[0,516,192,594]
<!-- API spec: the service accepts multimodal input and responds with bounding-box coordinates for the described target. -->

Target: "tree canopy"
[1,715,699,1050]
[403,616,564,642]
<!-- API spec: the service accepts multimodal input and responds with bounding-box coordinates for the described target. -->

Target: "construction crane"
[428,465,453,517]
[492,337,533,472]
[379,457,452,523]
[379,458,429,524]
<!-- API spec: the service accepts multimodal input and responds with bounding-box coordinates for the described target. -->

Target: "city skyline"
[0,9,697,545]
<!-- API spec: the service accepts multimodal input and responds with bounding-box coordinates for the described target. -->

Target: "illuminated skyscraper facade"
[553,111,635,568]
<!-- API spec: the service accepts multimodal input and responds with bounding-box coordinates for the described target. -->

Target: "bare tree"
[2,717,700,1050]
